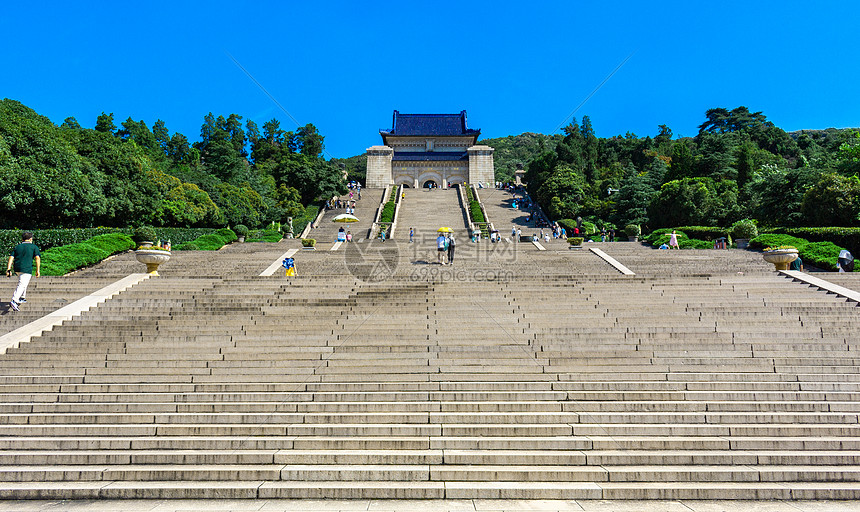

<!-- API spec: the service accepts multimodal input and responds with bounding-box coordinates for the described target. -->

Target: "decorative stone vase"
[238,236,245,243]
[628,236,639,242]
[138,241,154,248]
[762,249,798,271]
[135,249,171,275]
[736,238,749,249]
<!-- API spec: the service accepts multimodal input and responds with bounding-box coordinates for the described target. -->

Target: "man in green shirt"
[6,232,41,312]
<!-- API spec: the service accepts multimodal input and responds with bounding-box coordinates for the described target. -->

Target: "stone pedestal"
[366,146,393,188]
[468,145,495,186]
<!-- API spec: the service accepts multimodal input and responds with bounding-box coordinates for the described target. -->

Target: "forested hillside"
[488,108,860,230]
[0,99,346,229]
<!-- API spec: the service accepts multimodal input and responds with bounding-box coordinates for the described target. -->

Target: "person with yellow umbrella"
[437,227,452,265]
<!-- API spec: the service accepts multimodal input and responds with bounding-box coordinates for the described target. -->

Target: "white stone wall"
[467,145,495,186]
[366,146,393,188]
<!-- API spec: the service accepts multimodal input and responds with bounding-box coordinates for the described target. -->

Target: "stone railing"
[300,201,330,239]
[389,184,404,238]
[368,185,391,240]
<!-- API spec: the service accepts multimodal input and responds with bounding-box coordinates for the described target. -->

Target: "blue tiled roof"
[381,110,481,138]
[392,152,469,162]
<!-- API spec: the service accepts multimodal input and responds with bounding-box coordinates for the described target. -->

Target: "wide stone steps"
[2,236,860,500]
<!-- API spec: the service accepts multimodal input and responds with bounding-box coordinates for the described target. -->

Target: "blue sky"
[3,1,858,158]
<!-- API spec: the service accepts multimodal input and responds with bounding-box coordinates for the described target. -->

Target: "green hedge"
[176,228,236,251]
[749,234,810,251]
[470,201,485,223]
[379,199,396,224]
[1,228,223,255]
[673,226,729,242]
[246,229,283,243]
[765,227,860,258]
[751,233,852,271]
[1,228,126,254]
[801,241,844,271]
[40,233,135,276]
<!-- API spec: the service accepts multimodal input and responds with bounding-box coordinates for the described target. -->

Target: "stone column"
[366,146,393,188]
[467,145,495,186]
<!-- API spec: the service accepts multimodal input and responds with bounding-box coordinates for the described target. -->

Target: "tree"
[61,117,82,130]
[801,173,860,227]
[535,165,587,219]
[748,166,822,226]
[736,141,755,189]
[837,130,860,175]
[611,163,653,227]
[152,119,170,156]
[648,177,720,227]
[95,112,116,134]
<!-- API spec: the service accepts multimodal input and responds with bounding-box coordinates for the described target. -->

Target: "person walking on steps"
[447,233,456,264]
[7,231,40,312]
[437,232,448,265]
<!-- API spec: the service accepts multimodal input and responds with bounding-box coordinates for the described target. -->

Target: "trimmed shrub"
[624,224,641,237]
[749,234,810,251]
[302,238,316,247]
[730,219,758,240]
[679,238,715,249]
[470,201,485,223]
[132,226,157,245]
[85,234,135,254]
[215,228,237,243]
[567,237,584,246]
[192,234,230,250]
[379,200,396,224]
[800,241,844,271]
[175,242,199,251]
[40,233,134,276]
[233,224,250,238]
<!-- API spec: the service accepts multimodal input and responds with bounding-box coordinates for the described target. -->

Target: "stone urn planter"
[135,249,171,275]
[735,238,749,249]
[762,248,798,271]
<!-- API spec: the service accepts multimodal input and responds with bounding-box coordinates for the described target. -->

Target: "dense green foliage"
[41,233,134,276]
[0,99,345,230]
[483,107,860,232]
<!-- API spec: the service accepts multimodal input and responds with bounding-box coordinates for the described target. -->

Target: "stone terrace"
[0,223,860,501]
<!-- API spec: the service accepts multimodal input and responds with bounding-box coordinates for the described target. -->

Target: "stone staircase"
[394,187,468,242]
[1,219,860,500]
[305,188,385,244]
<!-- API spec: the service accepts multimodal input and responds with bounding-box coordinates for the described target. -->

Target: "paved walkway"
[3,499,860,511]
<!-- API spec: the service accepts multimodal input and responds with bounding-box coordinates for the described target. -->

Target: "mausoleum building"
[366,110,494,188]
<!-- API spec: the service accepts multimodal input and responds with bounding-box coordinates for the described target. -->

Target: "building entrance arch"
[422,180,437,189]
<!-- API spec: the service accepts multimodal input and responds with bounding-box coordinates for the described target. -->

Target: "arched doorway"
[423,180,437,189]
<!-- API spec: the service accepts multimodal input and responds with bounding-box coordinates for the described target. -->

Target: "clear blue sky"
[3,1,857,158]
